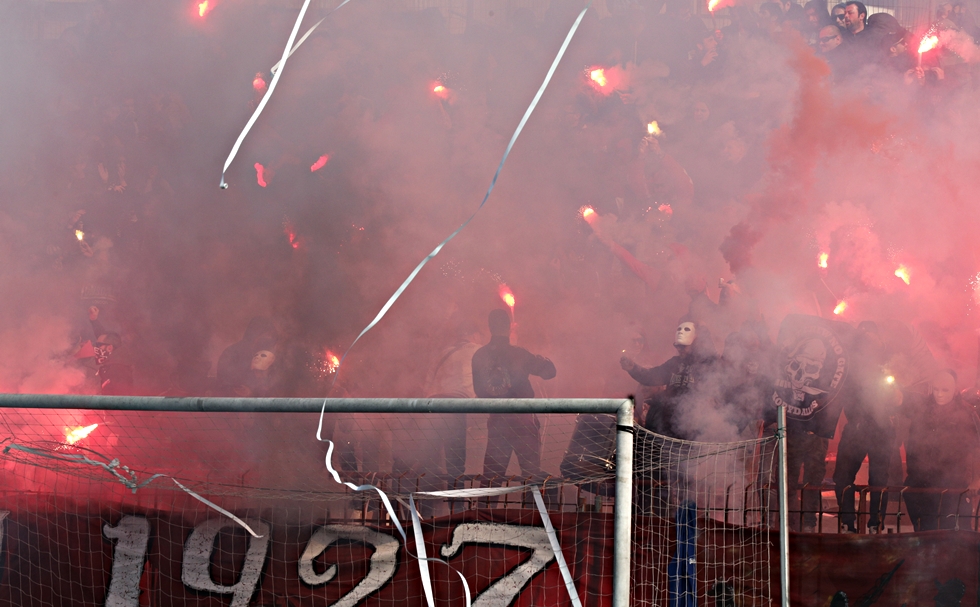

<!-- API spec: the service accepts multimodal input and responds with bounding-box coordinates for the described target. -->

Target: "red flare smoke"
[255,163,267,188]
[310,155,329,172]
[65,423,98,445]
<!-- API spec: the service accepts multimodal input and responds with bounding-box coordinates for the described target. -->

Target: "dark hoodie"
[627,327,718,439]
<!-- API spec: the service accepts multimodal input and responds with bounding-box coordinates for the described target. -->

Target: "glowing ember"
[885,375,896,385]
[918,34,939,54]
[433,85,445,93]
[310,155,329,172]
[75,229,85,241]
[833,300,847,315]
[589,68,608,88]
[895,265,911,285]
[647,121,663,137]
[499,285,516,309]
[252,74,266,92]
[325,350,340,373]
[255,163,267,188]
[197,0,211,17]
[818,252,829,269]
[580,206,597,223]
[65,423,98,445]
[658,204,673,217]
[432,84,449,99]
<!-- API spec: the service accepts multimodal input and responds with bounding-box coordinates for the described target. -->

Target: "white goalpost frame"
[0,395,636,607]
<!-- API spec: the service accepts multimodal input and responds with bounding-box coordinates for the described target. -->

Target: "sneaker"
[840,525,857,534]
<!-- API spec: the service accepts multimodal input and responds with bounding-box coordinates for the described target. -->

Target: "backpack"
[483,354,512,397]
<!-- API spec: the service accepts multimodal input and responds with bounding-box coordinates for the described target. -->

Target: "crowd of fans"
[2,0,979,529]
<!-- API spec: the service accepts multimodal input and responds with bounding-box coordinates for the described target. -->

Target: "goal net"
[0,400,775,607]
[632,424,777,607]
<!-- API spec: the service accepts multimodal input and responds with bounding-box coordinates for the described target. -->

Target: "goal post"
[0,394,635,607]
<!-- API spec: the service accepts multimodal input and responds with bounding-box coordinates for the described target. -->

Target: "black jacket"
[471,336,556,399]
[628,350,718,439]
[902,392,980,488]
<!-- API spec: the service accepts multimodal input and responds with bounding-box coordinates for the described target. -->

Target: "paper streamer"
[2,443,263,538]
[329,4,591,379]
[219,0,354,188]
[270,16,325,75]
[316,411,582,607]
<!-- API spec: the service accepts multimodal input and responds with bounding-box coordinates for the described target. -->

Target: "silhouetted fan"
[830,591,849,607]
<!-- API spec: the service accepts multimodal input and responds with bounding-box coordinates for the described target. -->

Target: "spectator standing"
[473,309,556,482]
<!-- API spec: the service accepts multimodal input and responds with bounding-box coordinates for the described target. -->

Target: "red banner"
[0,495,976,606]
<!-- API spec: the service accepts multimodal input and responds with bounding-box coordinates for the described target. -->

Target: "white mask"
[674,322,696,347]
[251,350,276,371]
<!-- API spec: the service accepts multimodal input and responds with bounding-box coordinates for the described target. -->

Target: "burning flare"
[75,229,85,241]
[918,34,939,54]
[708,0,722,13]
[197,0,211,18]
[818,252,829,269]
[325,350,340,374]
[647,121,663,137]
[658,204,673,217]
[310,155,329,172]
[885,375,896,385]
[589,68,608,88]
[833,300,847,315]
[895,265,911,285]
[65,423,98,445]
[252,74,267,92]
[255,163,267,188]
[432,83,449,99]
[499,284,516,309]
[580,205,597,224]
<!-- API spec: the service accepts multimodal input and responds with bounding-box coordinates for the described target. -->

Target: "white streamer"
[410,496,436,607]
[532,487,583,607]
[219,0,354,188]
[171,478,264,538]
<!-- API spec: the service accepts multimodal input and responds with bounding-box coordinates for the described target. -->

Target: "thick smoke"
[3,0,980,471]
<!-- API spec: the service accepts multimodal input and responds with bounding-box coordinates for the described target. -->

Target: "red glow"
[658,204,673,217]
[197,0,211,18]
[895,265,911,285]
[708,0,725,12]
[325,350,341,373]
[590,68,607,87]
[252,74,267,92]
[283,220,301,249]
[580,206,597,224]
[833,300,847,315]
[918,34,939,54]
[310,155,329,172]
[818,252,829,269]
[432,83,449,99]
[587,66,624,95]
[65,423,98,445]
[255,163,267,188]
[499,284,516,309]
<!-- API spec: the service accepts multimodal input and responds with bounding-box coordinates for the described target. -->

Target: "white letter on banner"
[181,518,270,607]
[103,516,150,607]
[441,522,555,607]
[298,524,399,606]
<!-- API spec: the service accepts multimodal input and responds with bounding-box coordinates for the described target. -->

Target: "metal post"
[613,399,634,607]
[777,405,790,607]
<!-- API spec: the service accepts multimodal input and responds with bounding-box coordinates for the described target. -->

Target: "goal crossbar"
[0,394,635,607]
